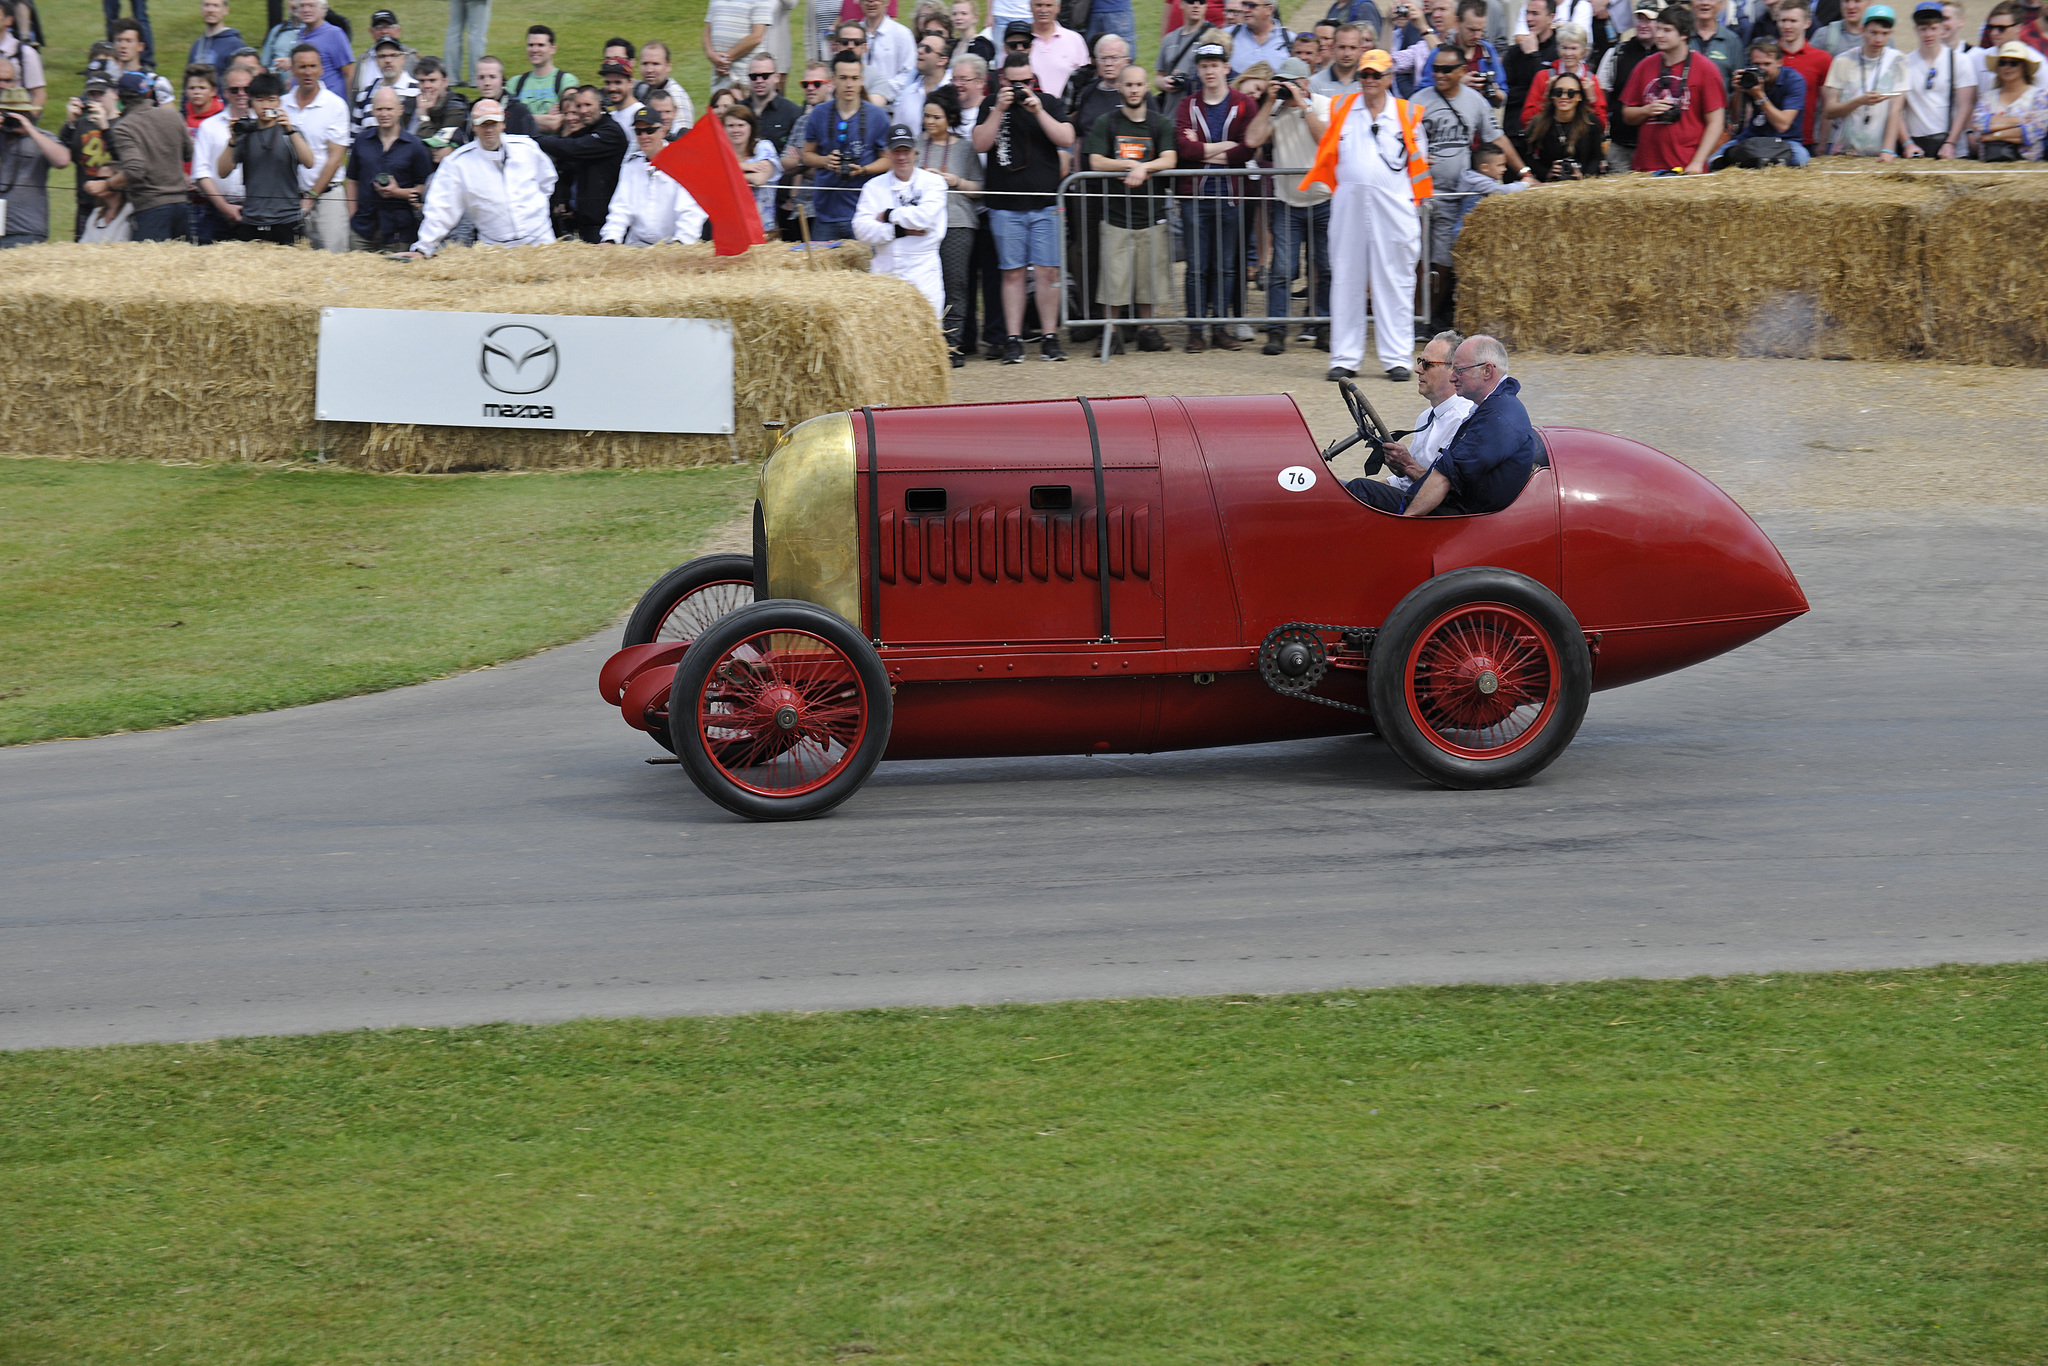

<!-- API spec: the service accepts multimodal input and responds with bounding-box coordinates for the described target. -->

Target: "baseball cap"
[374,37,404,52]
[1276,56,1311,80]
[1862,3,1896,22]
[599,58,633,78]
[1911,0,1943,18]
[1193,40,1229,60]
[470,98,506,124]
[886,121,916,147]
[1004,18,1033,39]
[1633,0,1662,14]
[632,105,664,129]
[82,74,112,95]
[1360,47,1394,72]
[370,9,399,25]
[115,70,156,97]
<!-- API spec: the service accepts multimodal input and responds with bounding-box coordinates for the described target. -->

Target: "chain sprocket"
[1256,622,1379,717]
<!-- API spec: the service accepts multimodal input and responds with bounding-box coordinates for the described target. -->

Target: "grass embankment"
[5,966,2044,1365]
[0,459,753,744]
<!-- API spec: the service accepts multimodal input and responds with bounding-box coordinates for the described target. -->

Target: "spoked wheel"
[1368,567,1591,789]
[621,553,757,649]
[670,600,892,821]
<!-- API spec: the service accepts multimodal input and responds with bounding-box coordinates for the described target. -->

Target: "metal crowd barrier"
[1053,167,1487,363]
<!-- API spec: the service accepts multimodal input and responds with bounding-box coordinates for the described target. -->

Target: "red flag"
[652,115,765,257]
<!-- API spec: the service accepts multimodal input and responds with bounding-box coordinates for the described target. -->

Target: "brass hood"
[758,412,860,628]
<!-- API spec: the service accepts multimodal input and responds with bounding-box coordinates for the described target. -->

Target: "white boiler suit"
[1328,99,1422,376]
[851,166,950,319]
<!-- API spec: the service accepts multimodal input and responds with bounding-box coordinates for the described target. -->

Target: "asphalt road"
[5,513,2045,1050]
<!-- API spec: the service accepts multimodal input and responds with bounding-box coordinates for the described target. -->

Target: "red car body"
[600,394,1807,816]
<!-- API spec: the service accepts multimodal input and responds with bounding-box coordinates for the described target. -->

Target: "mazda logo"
[479,324,559,395]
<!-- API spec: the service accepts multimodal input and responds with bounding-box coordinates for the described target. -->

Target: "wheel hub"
[1475,668,1500,696]
[774,704,799,731]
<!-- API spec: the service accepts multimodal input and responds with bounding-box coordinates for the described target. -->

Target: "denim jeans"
[1266,199,1329,331]
[187,198,235,245]
[444,0,491,83]
[131,202,184,241]
[1084,5,1137,62]
[1184,198,1240,322]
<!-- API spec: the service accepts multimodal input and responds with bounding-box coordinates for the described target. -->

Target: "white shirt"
[601,149,709,244]
[284,83,353,191]
[851,165,948,294]
[412,134,557,253]
[1389,393,1477,494]
[1514,0,1592,37]
[1335,99,1415,205]
[1903,45,1976,138]
[892,74,952,136]
[190,108,244,199]
[863,16,917,103]
[610,99,645,141]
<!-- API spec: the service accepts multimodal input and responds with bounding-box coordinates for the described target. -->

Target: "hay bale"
[0,240,946,471]
[1922,172,2048,367]
[1453,170,1952,361]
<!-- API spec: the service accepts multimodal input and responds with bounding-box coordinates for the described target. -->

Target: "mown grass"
[0,458,753,744]
[4,965,2044,1365]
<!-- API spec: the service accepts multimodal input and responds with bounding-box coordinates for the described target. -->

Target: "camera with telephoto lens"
[1734,65,1762,91]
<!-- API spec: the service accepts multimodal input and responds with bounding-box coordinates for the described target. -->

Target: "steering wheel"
[1320,378,1397,476]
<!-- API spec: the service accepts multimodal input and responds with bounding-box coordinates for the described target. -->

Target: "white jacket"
[411,135,557,255]
[852,167,949,318]
[601,150,710,246]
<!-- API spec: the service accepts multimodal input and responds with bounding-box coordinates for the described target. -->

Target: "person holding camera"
[1712,36,1809,163]
[0,86,69,248]
[217,70,312,242]
[1596,0,1661,167]
[1157,2,1225,95]
[1242,56,1328,353]
[189,62,253,241]
[973,51,1074,361]
[344,84,427,248]
[800,49,892,240]
[1524,69,1606,174]
[1620,3,1726,172]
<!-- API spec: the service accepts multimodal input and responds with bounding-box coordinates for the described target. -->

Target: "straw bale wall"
[0,240,948,471]
[1453,167,2048,367]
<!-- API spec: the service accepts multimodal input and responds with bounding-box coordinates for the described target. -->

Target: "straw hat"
[1993,39,2043,76]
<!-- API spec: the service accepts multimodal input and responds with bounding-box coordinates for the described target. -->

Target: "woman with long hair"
[1520,22,1608,125]
[721,102,783,238]
[915,84,982,365]
[1524,71,1607,180]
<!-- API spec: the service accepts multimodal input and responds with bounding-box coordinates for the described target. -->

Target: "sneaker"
[1212,328,1242,351]
[1298,327,1318,343]
[1292,286,1308,300]
[1185,328,1207,354]
[1326,366,1356,382]
[1040,334,1067,362]
[1136,325,1169,352]
[1001,336,1025,365]
[1385,366,1412,383]
[1262,331,1287,356]
[950,350,966,369]
[1230,323,1255,341]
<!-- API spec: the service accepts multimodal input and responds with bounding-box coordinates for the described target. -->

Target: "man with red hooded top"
[1304,45,1432,384]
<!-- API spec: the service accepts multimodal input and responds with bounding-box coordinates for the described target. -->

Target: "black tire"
[621,553,757,649]
[669,600,892,821]
[1368,567,1591,789]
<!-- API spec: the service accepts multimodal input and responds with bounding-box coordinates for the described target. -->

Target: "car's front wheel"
[621,552,757,649]
[670,600,892,821]
[1369,567,1591,789]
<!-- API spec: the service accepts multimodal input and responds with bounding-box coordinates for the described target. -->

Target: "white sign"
[1278,464,1318,492]
[314,308,735,434]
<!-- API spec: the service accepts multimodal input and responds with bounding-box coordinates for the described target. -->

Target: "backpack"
[1718,136,1796,168]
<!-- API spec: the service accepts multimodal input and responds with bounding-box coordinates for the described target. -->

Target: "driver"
[1398,334,1546,517]
[1344,329,1475,512]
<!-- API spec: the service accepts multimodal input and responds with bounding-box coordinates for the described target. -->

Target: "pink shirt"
[1030,25,1090,99]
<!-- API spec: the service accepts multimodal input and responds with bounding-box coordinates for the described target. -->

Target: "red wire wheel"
[1369,567,1591,790]
[621,552,757,649]
[1404,602,1560,760]
[670,600,892,821]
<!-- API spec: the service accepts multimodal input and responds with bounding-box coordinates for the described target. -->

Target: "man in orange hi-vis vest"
[1301,46,1433,383]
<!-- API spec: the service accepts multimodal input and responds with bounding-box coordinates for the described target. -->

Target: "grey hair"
[1465,334,1510,372]
[1093,32,1130,57]
[1429,328,1465,355]
[1554,21,1588,47]
[952,53,989,79]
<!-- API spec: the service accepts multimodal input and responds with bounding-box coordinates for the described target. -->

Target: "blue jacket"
[1432,374,1546,515]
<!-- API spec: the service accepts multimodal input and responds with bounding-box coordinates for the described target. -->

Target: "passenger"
[1399,334,1546,516]
[1345,328,1476,512]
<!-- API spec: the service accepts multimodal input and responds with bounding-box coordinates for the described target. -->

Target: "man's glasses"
[1434,60,1466,71]
[1415,358,1451,371]
[1360,67,1391,77]
[750,71,776,79]
[835,35,866,47]
[801,78,827,87]
[1451,360,1491,374]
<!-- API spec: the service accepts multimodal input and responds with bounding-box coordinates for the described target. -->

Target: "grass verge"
[0,458,754,744]
[4,965,2044,1365]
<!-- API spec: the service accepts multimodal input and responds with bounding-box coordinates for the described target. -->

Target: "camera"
[1734,66,1762,90]
[1008,79,1034,101]
[1393,3,1412,15]
[1166,70,1193,94]
[1560,158,1581,178]
[232,114,261,136]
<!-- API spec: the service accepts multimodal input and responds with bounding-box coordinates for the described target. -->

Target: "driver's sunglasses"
[1415,358,1452,371]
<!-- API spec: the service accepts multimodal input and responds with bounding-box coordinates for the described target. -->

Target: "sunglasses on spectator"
[1434,61,1465,71]
[1552,87,1583,98]
[836,34,866,46]
[802,78,828,87]
[750,70,776,79]
[1360,68,1391,78]
[1985,18,2018,30]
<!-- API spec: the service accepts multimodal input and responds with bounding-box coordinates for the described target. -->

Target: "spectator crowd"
[1,0,2043,367]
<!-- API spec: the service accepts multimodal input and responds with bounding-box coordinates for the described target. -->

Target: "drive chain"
[1256,622,1381,718]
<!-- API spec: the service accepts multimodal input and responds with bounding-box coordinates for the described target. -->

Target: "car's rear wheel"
[621,553,757,649]
[1369,567,1590,789]
[670,600,892,821]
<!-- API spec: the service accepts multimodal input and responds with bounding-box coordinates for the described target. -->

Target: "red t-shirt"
[1622,50,1728,171]
[1779,42,1833,145]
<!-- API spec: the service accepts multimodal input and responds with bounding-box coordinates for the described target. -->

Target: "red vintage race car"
[598,385,1807,821]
